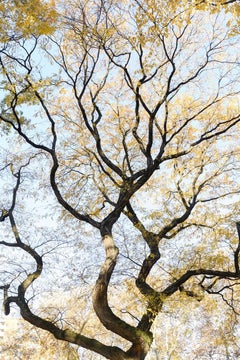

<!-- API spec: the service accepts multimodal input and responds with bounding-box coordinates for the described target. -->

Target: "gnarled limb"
[0,167,128,360]
[92,233,153,359]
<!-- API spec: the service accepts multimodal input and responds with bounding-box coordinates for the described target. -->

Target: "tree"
[0,0,240,359]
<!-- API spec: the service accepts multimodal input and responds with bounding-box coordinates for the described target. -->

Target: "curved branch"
[92,234,153,356]
[192,114,240,146]
[123,204,164,332]
[0,174,127,360]
[163,268,240,297]
[234,222,240,273]
[49,153,101,229]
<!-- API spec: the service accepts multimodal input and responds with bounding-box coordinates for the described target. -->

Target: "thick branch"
[14,297,127,360]
[124,204,163,332]
[163,269,240,297]
[92,234,152,351]
[234,222,240,273]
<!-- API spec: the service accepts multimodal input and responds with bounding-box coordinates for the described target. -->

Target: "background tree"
[0,1,240,359]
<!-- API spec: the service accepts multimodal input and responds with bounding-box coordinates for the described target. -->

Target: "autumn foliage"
[0,1,239,359]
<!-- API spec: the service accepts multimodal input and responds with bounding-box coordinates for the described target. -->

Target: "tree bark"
[92,234,153,360]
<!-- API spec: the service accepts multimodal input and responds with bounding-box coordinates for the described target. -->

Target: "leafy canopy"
[0,1,240,360]
[0,0,57,41]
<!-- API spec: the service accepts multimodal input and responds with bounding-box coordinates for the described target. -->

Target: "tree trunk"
[92,234,152,360]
